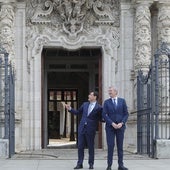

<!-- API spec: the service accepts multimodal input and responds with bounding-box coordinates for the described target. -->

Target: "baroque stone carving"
[0,4,15,61]
[26,0,120,58]
[135,4,151,73]
[26,0,120,39]
[158,5,170,46]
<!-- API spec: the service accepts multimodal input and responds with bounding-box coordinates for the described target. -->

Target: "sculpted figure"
[72,0,86,19]
[63,0,73,21]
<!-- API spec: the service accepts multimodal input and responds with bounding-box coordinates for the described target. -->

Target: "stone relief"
[135,4,151,73]
[26,0,120,56]
[0,4,15,61]
[158,5,170,46]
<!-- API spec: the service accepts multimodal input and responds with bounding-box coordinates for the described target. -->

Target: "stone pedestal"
[155,139,170,158]
[0,139,9,158]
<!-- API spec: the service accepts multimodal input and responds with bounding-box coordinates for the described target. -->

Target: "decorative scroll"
[135,4,151,73]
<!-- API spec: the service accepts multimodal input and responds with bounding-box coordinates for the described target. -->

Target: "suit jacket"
[102,97,129,128]
[69,102,102,134]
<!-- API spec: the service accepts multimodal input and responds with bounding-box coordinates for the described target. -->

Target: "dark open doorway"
[41,48,102,148]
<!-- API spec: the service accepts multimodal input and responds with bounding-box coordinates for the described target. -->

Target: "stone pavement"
[0,149,169,170]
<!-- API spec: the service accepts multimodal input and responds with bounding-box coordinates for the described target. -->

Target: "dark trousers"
[77,126,95,166]
[106,127,125,167]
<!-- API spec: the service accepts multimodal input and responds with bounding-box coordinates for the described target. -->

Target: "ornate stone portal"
[20,0,121,150]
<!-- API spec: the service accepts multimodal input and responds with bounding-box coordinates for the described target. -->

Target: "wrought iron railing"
[0,45,15,158]
[137,42,170,157]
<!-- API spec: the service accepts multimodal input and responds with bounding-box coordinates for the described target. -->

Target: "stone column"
[157,3,170,45]
[0,0,15,63]
[135,2,152,74]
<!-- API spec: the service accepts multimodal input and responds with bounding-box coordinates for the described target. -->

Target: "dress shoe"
[118,166,128,170]
[74,164,83,169]
[89,164,94,169]
[106,166,112,170]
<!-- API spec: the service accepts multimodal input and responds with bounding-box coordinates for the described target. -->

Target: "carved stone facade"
[0,0,170,152]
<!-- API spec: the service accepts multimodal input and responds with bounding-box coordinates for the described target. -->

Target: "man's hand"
[112,122,118,129]
[112,122,123,129]
[65,104,71,110]
[117,123,123,129]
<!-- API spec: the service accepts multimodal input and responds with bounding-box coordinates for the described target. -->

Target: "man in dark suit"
[65,91,102,169]
[102,86,129,170]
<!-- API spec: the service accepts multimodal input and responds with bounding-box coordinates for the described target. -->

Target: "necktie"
[113,99,116,108]
[88,103,93,115]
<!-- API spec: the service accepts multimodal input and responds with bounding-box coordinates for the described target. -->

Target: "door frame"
[41,48,103,148]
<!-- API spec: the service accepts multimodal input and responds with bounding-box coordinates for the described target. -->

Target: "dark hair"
[91,91,99,100]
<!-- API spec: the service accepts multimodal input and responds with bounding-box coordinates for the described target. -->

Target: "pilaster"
[119,0,135,151]
[119,1,134,95]
[15,1,27,151]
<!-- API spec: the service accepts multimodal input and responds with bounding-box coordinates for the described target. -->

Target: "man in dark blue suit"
[102,86,129,170]
[65,91,102,169]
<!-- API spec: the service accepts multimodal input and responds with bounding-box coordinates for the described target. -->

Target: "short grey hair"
[109,86,118,94]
